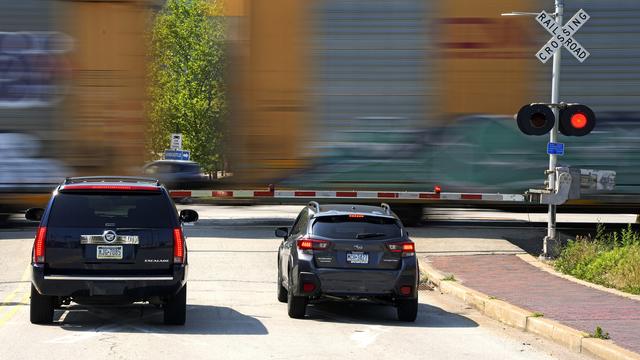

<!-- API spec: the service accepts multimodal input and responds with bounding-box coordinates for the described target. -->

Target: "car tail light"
[33,226,47,264]
[297,237,330,251]
[387,241,415,257]
[400,286,412,296]
[173,228,185,263]
[303,283,316,292]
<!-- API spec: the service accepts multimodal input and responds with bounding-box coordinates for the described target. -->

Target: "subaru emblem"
[103,230,117,243]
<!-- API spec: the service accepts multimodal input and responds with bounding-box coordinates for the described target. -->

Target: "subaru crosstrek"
[276,202,419,321]
[26,176,198,325]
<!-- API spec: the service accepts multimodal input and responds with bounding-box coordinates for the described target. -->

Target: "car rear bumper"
[292,257,418,299]
[31,264,187,299]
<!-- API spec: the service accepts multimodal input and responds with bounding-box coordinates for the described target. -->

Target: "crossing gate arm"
[168,189,526,204]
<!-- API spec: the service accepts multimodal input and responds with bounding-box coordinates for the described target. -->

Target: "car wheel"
[30,284,54,324]
[287,272,307,319]
[164,284,187,325]
[397,298,418,322]
[277,265,288,303]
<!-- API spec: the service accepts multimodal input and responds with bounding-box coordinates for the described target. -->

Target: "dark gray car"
[276,202,419,321]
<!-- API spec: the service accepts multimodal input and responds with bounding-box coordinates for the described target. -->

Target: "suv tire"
[397,298,418,322]
[164,284,187,325]
[287,273,307,319]
[30,284,54,324]
[277,266,288,303]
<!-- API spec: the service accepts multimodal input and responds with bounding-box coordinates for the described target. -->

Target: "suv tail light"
[33,226,47,264]
[173,228,185,263]
[387,241,415,257]
[297,237,330,251]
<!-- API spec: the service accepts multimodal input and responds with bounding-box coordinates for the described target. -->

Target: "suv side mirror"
[179,209,199,223]
[275,227,289,238]
[25,208,45,222]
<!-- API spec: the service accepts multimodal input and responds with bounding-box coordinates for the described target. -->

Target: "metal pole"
[543,0,564,258]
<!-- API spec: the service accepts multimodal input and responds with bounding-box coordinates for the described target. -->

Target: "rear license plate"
[347,251,369,264]
[97,245,123,260]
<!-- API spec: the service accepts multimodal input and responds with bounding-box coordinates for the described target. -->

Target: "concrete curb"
[419,257,640,360]
[516,253,640,302]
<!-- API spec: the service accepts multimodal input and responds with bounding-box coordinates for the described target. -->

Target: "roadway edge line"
[418,257,640,360]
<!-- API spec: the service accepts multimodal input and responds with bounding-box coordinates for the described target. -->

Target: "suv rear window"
[312,215,401,240]
[48,193,176,228]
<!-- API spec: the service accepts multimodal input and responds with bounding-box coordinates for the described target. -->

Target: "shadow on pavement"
[306,301,478,328]
[54,304,268,335]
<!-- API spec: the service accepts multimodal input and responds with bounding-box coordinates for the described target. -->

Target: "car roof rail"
[380,203,392,215]
[64,176,160,186]
[307,201,320,213]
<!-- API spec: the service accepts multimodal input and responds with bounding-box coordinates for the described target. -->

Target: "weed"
[442,274,456,282]
[590,326,610,340]
[531,312,544,318]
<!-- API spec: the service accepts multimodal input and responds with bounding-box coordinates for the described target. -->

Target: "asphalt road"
[0,205,598,359]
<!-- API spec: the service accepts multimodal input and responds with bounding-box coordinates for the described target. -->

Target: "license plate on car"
[97,245,123,260]
[347,251,369,264]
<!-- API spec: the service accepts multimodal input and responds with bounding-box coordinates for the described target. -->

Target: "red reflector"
[400,286,412,296]
[173,228,185,263]
[63,185,159,191]
[349,214,365,218]
[33,226,47,263]
[570,112,587,129]
[303,283,316,292]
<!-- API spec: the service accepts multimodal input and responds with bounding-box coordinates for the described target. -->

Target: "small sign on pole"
[170,133,183,150]
[164,149,190,161]
[547,142,565,156]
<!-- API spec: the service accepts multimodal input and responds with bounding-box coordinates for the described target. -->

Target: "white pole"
[544,0,563,258]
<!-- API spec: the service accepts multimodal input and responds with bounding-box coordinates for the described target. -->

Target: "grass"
[589,326,610,340]
[555,224,640,295]
[531,312,544,318]
[442,274,456,282]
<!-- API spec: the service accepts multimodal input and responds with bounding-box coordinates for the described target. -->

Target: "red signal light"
[570,112,587,129]
[559,104,595,136]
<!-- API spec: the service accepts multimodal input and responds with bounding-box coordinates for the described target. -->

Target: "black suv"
[26,177,198,325]
[276,202,419,321]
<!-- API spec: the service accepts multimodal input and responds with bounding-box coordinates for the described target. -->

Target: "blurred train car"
[225,0,640,213]
[0,0,148,219]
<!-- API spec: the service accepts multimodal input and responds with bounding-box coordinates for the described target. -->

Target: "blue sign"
[547,142,565,155]
[164,150,190,160]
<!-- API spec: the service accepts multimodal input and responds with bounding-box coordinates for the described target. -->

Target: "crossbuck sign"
[535,9,590,63]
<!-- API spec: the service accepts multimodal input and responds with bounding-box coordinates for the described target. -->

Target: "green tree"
[148,0,226,177]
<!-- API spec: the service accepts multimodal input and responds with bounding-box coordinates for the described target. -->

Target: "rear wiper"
[356,232,386,239]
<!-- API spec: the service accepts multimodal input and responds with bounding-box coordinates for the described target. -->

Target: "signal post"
[504,0,595,258]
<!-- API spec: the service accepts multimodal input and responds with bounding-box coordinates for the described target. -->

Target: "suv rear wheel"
[164,284,187,325]
[30,285,54,324]
[287,272,307,319]
[397,298,418,322]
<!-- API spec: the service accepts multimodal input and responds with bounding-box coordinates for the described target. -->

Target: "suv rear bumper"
[291,257,418,299]
[31,264,187,299]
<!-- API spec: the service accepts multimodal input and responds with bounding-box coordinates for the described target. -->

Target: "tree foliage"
[148,0,226,175]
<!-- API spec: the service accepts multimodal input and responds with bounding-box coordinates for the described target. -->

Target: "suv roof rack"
[307,201,320,213]
[64,176,160,186]
[380,203,392,215]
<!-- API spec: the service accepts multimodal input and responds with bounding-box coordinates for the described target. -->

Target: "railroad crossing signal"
[535,9,590,63]
[516,103,596,137]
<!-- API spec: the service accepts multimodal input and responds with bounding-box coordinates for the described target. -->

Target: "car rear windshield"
[312,215,401,240]
[48,193,176,228]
